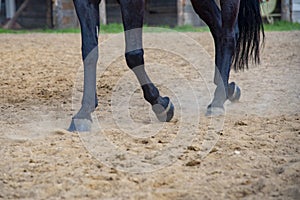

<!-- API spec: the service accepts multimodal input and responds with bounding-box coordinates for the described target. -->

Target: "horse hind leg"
[120,0,174,122]
[218,0,242,105]
[191,0,223,86]
[68,0,100,132]
[228,82,241,102]
[191,0,241,116]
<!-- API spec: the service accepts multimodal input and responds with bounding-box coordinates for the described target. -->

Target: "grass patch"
[263,21,300,31]
[0,28,27,33]
[0,28,80,34]
[101,23,124,33]
[0,23,123,34]
[0,21,299,34]
[173,25,210,32]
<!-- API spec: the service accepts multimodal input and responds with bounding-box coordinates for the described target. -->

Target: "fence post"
[281,0,291,21]
[177,0,184,26]
[100,0,106,25]
[5,0,16,19]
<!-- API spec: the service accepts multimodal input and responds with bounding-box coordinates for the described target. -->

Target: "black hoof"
[68,118,92,132]
[152,96,174,122]
[228,82,241,102]
[206,105,225,117]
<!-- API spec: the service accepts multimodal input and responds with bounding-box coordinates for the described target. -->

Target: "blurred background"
[0,0,299,29]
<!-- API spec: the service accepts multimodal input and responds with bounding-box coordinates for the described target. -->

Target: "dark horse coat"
[68,0,264,132]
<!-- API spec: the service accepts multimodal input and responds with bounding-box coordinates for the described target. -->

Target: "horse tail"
[233,0,265,71]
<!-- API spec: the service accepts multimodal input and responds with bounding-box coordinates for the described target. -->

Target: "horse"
[68,0,264,132]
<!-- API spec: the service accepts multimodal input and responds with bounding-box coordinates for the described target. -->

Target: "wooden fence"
[1,0,299,29]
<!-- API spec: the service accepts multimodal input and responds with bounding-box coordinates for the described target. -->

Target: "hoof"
[228,82,241,102]
[152,97,174,122]
[68,118,92,132]
[206,106,225,117]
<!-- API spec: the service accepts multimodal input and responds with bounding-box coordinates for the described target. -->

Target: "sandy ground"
[0,31,299,199]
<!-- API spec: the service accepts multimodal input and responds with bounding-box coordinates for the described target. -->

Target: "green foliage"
[263,21,300,31]
[173,25,210,32]
[0,28,27,33]
[100,23,124,33]
[0,21,299,34]
[0,28,80,34]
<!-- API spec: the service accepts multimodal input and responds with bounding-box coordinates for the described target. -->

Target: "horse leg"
[191,0,241,116]
[119,0,174,122]
[191,0,222,85]
[68,0,100,132]
[206,0,241,115]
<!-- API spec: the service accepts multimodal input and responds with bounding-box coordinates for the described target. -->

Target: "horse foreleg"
[68,0,100,132]
[119,0,174,122]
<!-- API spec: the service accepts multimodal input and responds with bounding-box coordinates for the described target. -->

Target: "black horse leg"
[206,0,241,115]
[68,0,100,132]
[191,0,222,85]
[191,0,241,115]
[119,0,174,122]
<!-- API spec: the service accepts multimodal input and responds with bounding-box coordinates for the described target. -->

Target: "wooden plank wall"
[106,0,122,24]
[145,0,177,27]
[292,0,300,22]
[16,0,52,29]
[52,0,78,29]
[0,0,5,24]
[181,0,205,26]
[12,0,78,29]
[5,0,210,29]
[106,0,178,27]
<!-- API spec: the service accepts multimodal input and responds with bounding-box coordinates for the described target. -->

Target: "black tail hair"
[233,0,265,71]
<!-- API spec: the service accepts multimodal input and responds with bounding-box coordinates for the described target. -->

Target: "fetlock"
[142,83,160,105]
